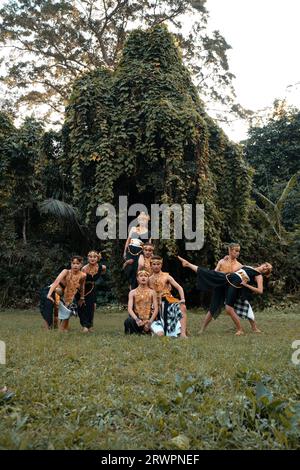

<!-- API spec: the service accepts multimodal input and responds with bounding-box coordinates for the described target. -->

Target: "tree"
[0,113,86,244]
[64,25,252,266]
[244,102,300,230]
[253,172,300,244]
[0,0,247,123]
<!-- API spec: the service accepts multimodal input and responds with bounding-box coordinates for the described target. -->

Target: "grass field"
[0,305,299,450]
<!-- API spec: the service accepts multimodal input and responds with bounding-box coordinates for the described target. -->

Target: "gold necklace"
[136,285,148,299]
[70,270,81,280]
[152,272,163,288]
[86,263,99,276]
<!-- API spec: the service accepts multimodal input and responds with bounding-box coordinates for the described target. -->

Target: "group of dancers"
[40,251,106,332]
[40,211,273,336]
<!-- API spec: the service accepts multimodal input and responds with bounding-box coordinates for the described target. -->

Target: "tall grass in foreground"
[0,305,299,449]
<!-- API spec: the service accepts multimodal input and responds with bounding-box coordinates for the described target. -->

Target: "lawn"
[0,305,299,450]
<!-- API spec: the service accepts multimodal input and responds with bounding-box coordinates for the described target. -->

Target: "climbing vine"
[64,25,252,295]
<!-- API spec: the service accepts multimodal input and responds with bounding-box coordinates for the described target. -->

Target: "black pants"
[78,297,95,329]
[124,316,146,334]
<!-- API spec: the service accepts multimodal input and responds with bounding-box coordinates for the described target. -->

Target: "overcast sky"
[206,0,300,141]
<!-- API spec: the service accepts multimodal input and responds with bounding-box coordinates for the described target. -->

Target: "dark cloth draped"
[78,270,102,329]
[124,245,143,288]
[196,266,261,316]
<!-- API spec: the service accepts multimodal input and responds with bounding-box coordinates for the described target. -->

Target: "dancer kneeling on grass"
[124,270,158,335]
[178,256,272,336]
[149,256,187,338]
[40,256,86,331]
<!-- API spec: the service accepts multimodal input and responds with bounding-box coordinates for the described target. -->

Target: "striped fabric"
[234,299,255,320]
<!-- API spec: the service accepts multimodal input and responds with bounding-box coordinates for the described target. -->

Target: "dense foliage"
[63,25,252,299]
[0,26,298,307]
[244,104,300,231]
[242,104,300,300]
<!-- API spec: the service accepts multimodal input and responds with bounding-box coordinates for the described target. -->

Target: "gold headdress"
[88,250,102,261]
[137,270,150,277]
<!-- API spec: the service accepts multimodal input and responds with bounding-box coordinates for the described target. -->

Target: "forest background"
[0,0,299,308]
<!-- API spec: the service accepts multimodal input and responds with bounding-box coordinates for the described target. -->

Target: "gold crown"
[137,270,150,277]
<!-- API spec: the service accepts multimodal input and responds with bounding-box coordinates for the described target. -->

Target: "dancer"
[149,256,187,338]
[124,270,158,335]
[78,251,106,333]
[40,256,86,331]
[178,256,272,336]
[123,212,151,289]
[200,243,260,333]
[201,243,242,332]
[138,242,154,275]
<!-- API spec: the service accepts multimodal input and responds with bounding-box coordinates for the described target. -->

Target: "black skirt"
[124,244,143,288]
[196,267,253,316]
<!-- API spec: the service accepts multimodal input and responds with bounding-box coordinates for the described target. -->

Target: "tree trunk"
[22,209,27,245]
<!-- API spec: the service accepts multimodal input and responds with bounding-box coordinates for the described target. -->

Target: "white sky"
[206,0,300,141]
[0,0,299,142]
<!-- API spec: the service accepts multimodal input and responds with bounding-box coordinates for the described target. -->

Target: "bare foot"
[82,327,89,333]
[235,330,245,336]
[252,328,262,333]
[177,256,190,268]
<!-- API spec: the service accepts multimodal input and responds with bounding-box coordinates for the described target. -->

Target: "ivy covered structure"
[64,25,252,292]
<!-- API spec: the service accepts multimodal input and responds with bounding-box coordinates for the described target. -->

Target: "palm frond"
[38,198,86,235]
[276,171,300,212]
[253,205,286,242]
[253,189,275,210]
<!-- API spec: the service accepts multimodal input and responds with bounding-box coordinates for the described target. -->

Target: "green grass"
[0,305,299,450]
